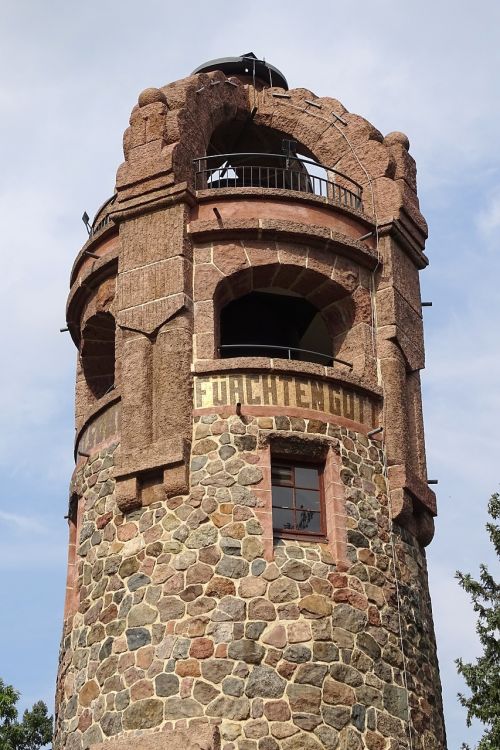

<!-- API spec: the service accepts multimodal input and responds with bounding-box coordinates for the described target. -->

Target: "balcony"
[219,344,352,369]
[193,153,363,211]
[90,194,117,236]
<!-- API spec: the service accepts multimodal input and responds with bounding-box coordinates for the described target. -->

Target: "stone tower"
[56,54,447,750]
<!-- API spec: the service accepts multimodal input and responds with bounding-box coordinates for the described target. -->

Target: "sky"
[0,1,499,747]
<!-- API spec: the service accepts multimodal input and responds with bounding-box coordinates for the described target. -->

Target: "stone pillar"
[378,337,409,468]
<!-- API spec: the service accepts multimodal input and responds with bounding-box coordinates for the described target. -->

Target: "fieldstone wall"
[55,415,445,750]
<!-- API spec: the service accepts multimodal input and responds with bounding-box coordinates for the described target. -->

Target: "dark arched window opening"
[204,122,313,191]
[194,120,362,208]
[219,290,332,366]
[81,312,116,399]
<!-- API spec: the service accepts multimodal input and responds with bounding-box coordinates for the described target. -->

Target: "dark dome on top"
[192,52,288,90]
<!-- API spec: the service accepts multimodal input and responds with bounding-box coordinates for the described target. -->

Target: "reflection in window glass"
[296,510,321,533]
[273,507,294,530]
[272,461,324,538]
[295,466,319,489]
[296,488,320,511]
[272,465,293,485]
[273,486,294,508]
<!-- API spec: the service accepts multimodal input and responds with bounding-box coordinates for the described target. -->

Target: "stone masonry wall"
[55,416,445,750]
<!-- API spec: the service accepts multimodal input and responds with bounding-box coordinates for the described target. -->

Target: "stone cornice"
[377,214,429,269]
[70,226,118,287]
[195,186,375,228]
[110,182,196,224]
[188,217,379,270]
[388,463,437,516]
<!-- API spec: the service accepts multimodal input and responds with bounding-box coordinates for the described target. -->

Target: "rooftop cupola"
[192,52,289,89]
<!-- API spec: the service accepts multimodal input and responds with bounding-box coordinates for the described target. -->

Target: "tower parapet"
[56,55,446,750]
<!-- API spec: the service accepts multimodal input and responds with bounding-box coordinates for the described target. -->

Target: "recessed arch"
[198,119,337,198]
[80,311,116,399]
[174,76,340,175]
[220,289,332,365]
[207,119,321,163]
[213,263,354,366]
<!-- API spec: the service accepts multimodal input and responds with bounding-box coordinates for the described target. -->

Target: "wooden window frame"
[271,457,327,542]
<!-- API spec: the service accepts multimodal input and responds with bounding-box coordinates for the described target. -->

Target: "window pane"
[272,485,293,508]
[295,466,319,489]
[272,464,293,485]
[273,507,294,531]
[271,460,324,537]
[296,488,320,511]
[296,510,321,533]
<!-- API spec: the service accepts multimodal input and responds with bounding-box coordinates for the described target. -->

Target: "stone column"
[378,337,409,468]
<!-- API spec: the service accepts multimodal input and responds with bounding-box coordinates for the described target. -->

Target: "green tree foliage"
[0,679,52,750]
[456,492,500,750]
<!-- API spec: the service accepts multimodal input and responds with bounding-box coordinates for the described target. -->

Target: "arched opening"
[80,312,116,399]
[198,120,318,190]
[219,289,332,365]
[194,119,361,207]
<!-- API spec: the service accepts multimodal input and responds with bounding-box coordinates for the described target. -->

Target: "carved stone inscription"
[78,401,121,454]
[194,373,378,427]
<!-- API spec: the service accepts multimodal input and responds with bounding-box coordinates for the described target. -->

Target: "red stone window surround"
[253,440,348,567]
[63,494,82,621]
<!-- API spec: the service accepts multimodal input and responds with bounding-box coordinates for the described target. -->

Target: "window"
[271,461,325,539]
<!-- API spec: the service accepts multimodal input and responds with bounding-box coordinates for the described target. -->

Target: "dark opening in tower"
[195,120,331,196]
[80,311,116,399]
[219,289,332,365]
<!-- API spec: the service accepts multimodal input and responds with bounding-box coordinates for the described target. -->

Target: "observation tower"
[56,53,447,750]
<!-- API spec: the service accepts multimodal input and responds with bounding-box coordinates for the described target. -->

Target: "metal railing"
[194,153,363,210]
[91,195,116,236]
[92,214,112,235]
[219,344,352,369]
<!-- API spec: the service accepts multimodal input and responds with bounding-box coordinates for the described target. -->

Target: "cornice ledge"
[195,186,375,227]
[388,463,437,516]
[70,226,118,286]
[188,218,379,269]
[377,213,429,269]
[111,183,196,223]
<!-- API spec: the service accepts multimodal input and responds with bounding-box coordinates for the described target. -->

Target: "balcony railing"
[90,195,116,236]
[219,344,352,369]
[194,153,363,210]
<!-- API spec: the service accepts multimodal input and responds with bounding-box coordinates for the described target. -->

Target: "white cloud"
[427,557,495,747]
[477,187,500,238]
[0,511,48,535]
[429,563,479,662]
[0,541,66,570]
[0,510,66,571]
[0,518,66,571]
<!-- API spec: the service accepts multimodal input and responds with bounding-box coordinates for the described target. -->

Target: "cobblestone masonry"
[55,415,445,750]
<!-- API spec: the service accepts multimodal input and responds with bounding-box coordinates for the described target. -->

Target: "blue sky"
[1,1,499,747]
